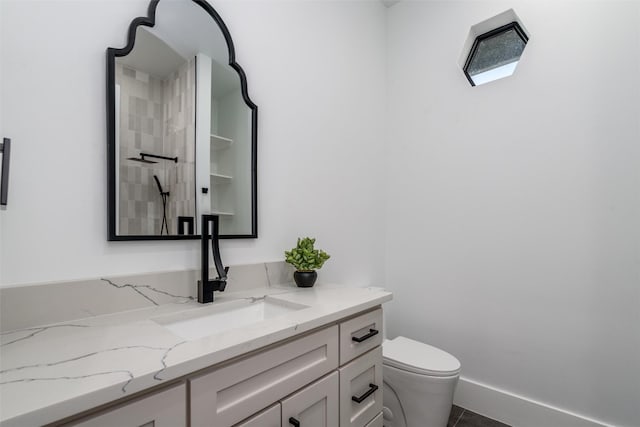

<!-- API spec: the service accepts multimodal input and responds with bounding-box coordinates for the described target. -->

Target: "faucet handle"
[218,266,229,280]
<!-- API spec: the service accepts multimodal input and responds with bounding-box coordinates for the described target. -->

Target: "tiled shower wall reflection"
[164,59,196,233]
[116,59,196,235]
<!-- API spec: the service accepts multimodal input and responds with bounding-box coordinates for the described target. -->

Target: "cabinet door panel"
[191,326,338,427]
[281,372,339,427]
[234,403,280,427]
[339,347,383,427]
[68,383,186,427]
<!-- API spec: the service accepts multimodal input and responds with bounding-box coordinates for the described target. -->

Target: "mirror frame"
[106,0,258,241]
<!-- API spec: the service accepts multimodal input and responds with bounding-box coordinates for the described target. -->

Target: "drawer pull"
[1,138,11,206]
[352,328,379,343]
[289,417,301,426]
[351,383,379,403]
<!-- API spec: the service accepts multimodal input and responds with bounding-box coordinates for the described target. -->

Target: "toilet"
[382,336,461,427]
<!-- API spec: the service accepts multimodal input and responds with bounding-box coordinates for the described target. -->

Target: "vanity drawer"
[340,308,383,364]
[365,412,383,427]
[190,325,339,427]
[339,347,383,427]
[66,383,186,427]
[233,403,280,427]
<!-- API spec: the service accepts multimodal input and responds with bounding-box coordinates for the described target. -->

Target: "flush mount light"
[463,22,528,87]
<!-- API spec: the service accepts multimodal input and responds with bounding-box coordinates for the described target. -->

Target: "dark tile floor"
[447,405,511,427]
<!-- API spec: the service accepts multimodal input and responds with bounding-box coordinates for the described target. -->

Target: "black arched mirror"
[107,0,257,241]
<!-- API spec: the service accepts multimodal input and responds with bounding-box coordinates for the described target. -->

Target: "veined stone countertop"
[0,280,392,426]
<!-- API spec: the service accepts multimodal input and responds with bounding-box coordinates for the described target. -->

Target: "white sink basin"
[153,297,308,341]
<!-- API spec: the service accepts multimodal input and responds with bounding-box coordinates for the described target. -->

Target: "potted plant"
[284,237,331,287]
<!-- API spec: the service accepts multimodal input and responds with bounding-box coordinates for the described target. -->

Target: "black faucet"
[198,214,229,303]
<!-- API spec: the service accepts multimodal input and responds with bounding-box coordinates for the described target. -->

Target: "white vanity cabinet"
[339,347,383,427]
[192,308,384,427]
[58,307,384,427]
[233,372,339,427]
[338,308,384,427]
[191,326,339,427]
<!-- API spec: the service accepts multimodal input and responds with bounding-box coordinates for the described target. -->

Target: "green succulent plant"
[284,237,331,272]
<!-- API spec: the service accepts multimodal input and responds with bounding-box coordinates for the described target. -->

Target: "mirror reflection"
[108,0,257,240]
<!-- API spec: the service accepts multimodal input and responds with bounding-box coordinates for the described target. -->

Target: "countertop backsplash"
[0,261,295,332]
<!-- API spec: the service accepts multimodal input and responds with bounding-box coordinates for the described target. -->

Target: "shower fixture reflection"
[154,175,170,235]
[127,153,178,164]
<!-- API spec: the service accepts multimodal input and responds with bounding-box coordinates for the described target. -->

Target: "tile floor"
[447,405,511,427]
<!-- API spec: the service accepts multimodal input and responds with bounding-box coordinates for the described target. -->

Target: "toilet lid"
[383,336,461,377]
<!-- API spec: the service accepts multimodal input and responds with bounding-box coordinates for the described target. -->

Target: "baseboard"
[453,376,615,427]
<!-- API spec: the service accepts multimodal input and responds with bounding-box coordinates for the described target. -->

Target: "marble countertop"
[0,283,392,426]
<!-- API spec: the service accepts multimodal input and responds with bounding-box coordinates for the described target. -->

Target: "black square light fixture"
[463,22,528,87]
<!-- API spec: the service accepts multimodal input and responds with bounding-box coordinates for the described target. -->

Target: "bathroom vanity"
[71,308,384,427]
[0,265,391,427]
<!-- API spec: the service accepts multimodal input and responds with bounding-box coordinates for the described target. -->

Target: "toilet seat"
[383,336,461,377]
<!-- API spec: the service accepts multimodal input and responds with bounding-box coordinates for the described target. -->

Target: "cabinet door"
[281,372,339,427]
[68,383,186,427]
[191,326,338,427]
[339,347,383,427]
[234,403,280,427]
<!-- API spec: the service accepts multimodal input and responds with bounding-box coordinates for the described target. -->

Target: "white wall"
[385,1,640,426]
[0,0,387,286]
[0,0,4,283]
[4,1,639,425]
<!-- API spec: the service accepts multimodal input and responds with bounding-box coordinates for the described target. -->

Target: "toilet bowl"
[382,336,461,427]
